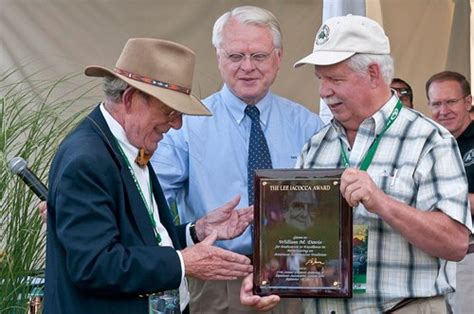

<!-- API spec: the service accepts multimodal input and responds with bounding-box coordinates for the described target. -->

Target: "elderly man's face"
[123,89,182,153]
[216,18,282,105]
[284,201,314,231]
[315,61,374,129]
[428,80,472,138]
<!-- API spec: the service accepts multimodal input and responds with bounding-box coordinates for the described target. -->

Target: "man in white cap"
[44,38,253,314]
[240,15,472,313]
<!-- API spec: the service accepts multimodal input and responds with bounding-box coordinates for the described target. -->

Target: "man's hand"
[340,168,387,212]
[38,201,47,223]
[240,274,280,311]
[181,231,253,280]
[341,168,470,260]
[195,195,253,241]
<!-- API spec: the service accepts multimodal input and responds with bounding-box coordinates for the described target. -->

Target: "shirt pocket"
[371,166,417,207]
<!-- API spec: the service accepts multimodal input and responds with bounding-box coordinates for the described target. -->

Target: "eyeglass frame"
[157,102,183,122]
[218,47,277,67]
[133,87,183,122]
[392,87,412,97]
[428,95,470,110]
[287,201,314,213]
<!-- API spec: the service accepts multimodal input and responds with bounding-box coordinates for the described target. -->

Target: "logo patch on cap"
[316,24,330,45]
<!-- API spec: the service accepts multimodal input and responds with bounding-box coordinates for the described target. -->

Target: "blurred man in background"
[427,70,474,314]
[391,77,414,108]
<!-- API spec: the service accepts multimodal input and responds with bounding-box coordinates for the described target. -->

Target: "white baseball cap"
[294,15,390,67]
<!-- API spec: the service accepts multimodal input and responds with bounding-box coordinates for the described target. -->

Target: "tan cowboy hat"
[84,38,211,116]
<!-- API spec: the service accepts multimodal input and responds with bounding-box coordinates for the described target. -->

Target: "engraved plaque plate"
[253,169,352,298]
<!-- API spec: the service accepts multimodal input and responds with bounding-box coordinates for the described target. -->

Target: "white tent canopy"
[0,0,470,116]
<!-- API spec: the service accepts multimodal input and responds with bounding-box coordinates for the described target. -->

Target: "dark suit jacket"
[44,105,188,313]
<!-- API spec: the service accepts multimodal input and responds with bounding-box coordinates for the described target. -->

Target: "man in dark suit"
[44,38,253,314]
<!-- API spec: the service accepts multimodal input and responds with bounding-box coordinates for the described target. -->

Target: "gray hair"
[212,6,282,49]
[103,76,129,102]
[346,54,394,85]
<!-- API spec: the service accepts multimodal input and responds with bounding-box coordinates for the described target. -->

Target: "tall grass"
[0,68,95,312]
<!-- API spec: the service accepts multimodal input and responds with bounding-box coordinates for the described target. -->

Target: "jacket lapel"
[87,106,158,246]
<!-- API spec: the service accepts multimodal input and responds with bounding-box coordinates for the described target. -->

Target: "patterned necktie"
[245,105,272,205]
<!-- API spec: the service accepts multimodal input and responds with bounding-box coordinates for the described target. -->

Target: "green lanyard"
[340,101,402,171]
[115,141,161,244]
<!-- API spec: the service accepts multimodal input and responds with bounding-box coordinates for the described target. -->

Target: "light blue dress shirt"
[151,85,323,254]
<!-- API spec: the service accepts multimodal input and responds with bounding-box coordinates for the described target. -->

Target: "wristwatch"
[189,221,200,243]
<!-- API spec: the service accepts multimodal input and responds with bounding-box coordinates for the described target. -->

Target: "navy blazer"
[44,105,188,313]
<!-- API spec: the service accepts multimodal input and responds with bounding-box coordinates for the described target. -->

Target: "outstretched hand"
[181,231,253,281]
[195,195,253,241]
[240,274,280,311]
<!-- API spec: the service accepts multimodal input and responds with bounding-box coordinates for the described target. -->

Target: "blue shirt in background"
[151,84,323,254]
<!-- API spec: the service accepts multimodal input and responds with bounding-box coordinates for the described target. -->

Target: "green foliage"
[0,68,95,312]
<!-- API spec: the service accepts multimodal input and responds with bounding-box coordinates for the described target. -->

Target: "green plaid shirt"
[297,95,473,313]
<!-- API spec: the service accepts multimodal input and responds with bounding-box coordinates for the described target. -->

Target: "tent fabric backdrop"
[0,0,470,116]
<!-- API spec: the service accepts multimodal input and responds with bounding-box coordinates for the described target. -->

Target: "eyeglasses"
[157,102,182,122]
[429,95,468,110]
[392,87,412,97]
[132,87,183,122]
[289,202,312,212]
[220,48,276,66]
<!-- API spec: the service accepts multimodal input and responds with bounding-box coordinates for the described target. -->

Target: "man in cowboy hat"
[44,38,253,314]
[240,14,472,313]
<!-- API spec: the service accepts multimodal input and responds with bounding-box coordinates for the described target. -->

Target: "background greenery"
[0,68,95,312]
